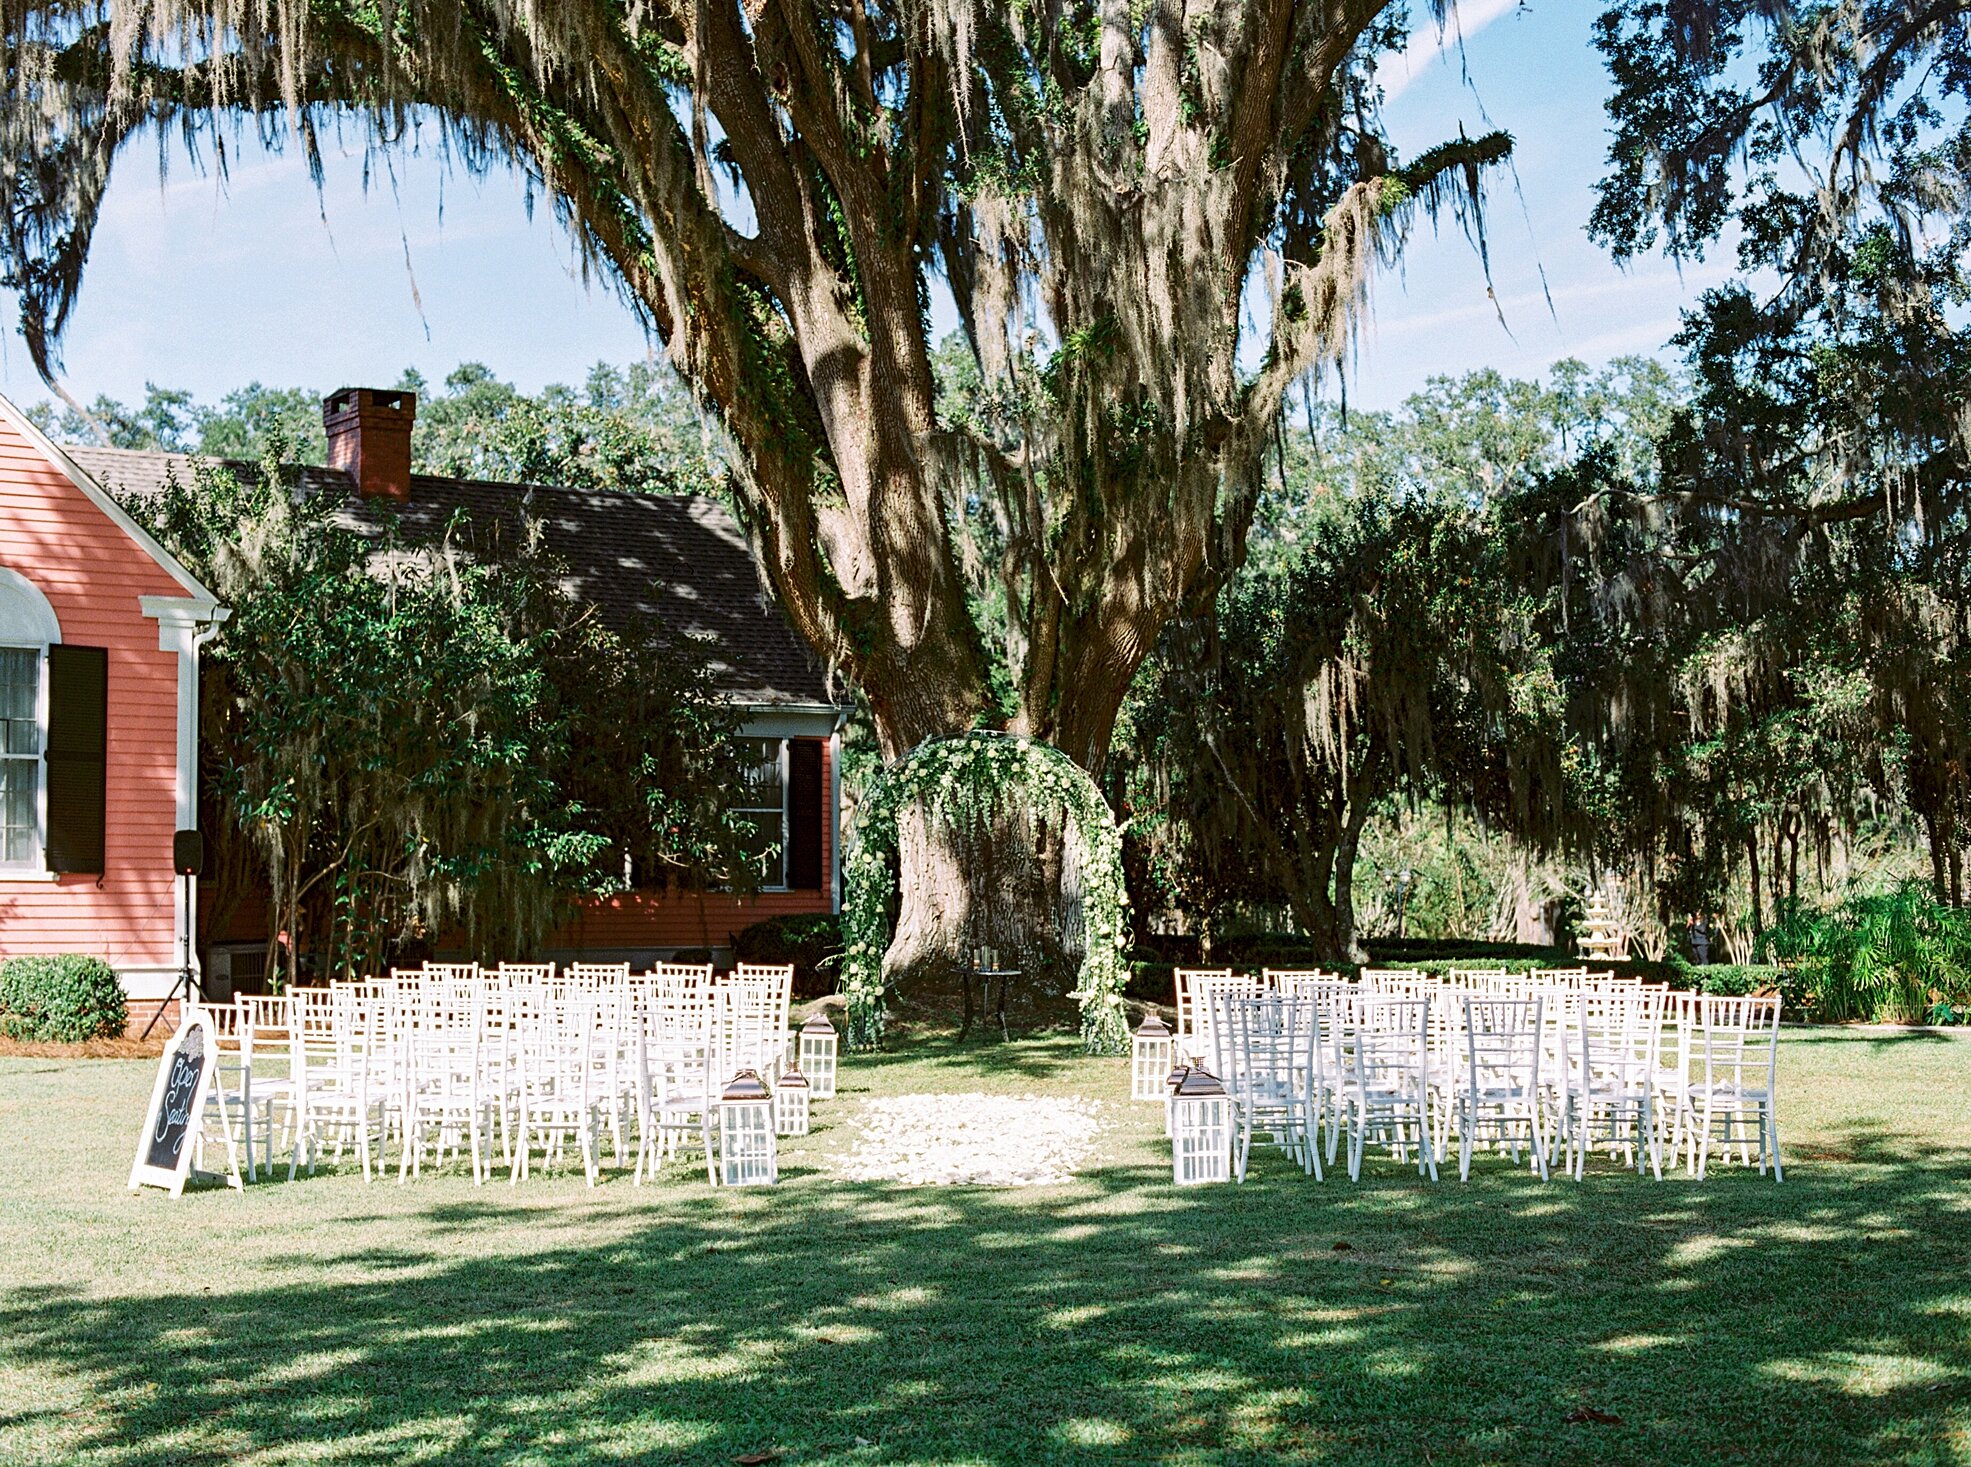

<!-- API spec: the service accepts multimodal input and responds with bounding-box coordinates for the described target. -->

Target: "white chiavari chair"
[1208,990,1322,1181]
[1448,995,1549,1181]
[188,1001,249,1189]
[721,964,794,1072]
[1683,994,1783,1180]
[1181,972,1267,1068]
[1343,995,1438,1182]
[510,988,603,1185]
[1562,987,1666,1180]
[567,962,632,987]
[1652,988,1697,1164]
[1174,968,1236,1062]
[398,982,495,1183]
[232,993,304,1179]
[1263,968,1340,990]
[312,987,386,1180]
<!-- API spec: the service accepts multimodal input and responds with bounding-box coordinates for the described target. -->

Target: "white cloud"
[1372,261,1734,344]
[1382,0,1525,101]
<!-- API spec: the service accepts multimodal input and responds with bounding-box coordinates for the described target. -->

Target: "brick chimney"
[323,387,417,500]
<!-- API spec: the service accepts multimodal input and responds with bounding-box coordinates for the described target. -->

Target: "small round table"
[960,967,1022,1041]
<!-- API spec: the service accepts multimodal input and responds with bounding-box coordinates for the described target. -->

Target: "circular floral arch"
[838,731,1131,1054]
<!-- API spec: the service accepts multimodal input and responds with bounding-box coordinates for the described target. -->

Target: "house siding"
[549,735,838,958]
[0,417,187,983]
[202,736,838,981]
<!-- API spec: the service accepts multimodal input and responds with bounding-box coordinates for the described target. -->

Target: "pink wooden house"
[0,397,226,1030]
[2,388,843,1017]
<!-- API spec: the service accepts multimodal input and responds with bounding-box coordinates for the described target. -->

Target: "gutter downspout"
[185,609,229,1000]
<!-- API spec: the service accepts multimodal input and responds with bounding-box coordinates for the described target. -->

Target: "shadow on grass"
[5,1125,1969,1466]
[1787,1027,1968,1052]
[849,1030,1101,1082]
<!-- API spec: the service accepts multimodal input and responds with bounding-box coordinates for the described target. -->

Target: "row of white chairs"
[193,962,806,1188]
[1177,970,1782,1184]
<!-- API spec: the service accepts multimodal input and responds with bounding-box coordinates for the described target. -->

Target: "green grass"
[2,1028,1968,1465]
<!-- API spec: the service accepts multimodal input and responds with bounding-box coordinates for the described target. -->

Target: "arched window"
[0,568,60,869]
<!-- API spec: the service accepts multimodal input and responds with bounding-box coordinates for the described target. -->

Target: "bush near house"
[732,914,843,1000]
[0,955,128,1042]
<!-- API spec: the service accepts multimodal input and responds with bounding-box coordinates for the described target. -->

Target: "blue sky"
[0,2,1738,418]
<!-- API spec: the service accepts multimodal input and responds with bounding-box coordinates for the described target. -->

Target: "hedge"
[1366,937,1574,964]
[1355,954,1687,984]
[0,955,128,1042]
[731,913,843,1000]
[1124,952,1847,1020]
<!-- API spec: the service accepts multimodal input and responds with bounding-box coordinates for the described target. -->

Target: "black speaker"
[172,829,205,878]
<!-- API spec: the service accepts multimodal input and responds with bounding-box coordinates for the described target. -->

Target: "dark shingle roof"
[65,447,837,708]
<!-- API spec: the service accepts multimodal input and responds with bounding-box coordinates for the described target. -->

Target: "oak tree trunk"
[882,798,1083,1019]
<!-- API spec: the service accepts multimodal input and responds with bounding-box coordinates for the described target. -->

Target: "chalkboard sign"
[129,1011,217,1196]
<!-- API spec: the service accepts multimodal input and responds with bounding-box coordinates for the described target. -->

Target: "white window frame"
[0,644,46,872]
[0,568,60,878]
[734,735,790,892]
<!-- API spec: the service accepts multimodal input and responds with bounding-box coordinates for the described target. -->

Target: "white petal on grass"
[835,1093,1104,1187]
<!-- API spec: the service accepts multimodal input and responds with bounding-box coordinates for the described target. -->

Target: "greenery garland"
[839,732,1131,1054]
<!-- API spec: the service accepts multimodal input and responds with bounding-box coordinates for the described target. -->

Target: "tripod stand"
[142,834,204,1039]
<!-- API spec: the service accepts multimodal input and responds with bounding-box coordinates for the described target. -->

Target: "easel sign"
[129,1009,219,1196]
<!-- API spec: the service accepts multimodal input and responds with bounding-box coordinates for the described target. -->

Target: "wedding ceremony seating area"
[184,961,838,1191]
[1160,967,1782,1187]
[4,1006,1963,1465]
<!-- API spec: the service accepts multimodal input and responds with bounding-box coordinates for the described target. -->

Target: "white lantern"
[774,1065,811,1137]
[798,1012,838,1100]
[1170,1067,1234,1186]
[717,1070,778,1186]
[1131,1013,1174,1100]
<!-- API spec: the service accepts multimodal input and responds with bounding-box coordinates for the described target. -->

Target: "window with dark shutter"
[785,738,824,890]
[45,644,107,874]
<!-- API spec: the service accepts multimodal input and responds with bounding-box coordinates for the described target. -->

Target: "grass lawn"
[1,1028,1967,1466]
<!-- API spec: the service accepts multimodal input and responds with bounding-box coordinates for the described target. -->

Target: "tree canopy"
[124,451,757,982]
[0,0,1511,772]
[30,358,715,493]
[1587,0,1971,909]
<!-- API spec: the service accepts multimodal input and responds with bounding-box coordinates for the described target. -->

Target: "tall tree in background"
[1128,488,1569,961]
[1121,364,1662,959]
[408,360,713,493]
[29,359,715,493]
[1594,0,1971,905]
[0,0,1508,980]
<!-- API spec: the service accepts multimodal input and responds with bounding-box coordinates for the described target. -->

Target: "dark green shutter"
[786,739,824,890]
[45,645,107,874]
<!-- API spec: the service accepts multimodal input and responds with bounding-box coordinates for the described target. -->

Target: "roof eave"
[0,393,223,604]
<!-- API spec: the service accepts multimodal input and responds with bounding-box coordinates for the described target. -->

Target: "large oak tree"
[1,0,1505,976]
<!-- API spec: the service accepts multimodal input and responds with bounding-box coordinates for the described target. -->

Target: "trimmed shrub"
[1353,953,1691,986]
[1688,964,1814,1018]
[732,914,843,999]
[1127,949,1694,1010]
[0,955,129,1042]
[1366,937,1570,964]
